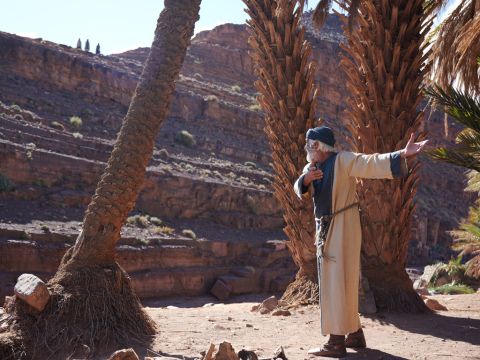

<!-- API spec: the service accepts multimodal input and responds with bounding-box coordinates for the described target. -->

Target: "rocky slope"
[0,12,472,302]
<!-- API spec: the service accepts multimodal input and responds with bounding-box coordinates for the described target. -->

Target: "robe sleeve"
[294,163,311,199]
[389,150,409,178]
[339,151,403,179]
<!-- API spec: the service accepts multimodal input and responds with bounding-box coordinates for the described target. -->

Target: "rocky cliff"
[0,13,472,302]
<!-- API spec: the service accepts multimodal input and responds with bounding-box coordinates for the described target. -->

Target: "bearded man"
[294,126,427,358]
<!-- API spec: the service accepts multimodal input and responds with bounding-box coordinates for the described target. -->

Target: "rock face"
[0,11,474,302]
[13,273,49,311]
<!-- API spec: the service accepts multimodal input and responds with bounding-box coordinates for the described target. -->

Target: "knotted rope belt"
[315,202,359,261]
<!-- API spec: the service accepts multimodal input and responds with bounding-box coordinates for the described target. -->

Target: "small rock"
[227,316,233,321]
[271,309,291,316]
[246,323,253,328]
[107,348,139,360]
[14,273,50,311]
[213,324,226,330]
[425,298,448,311]
[250,304,260,312]
[211,341,239,360]
[203,303,215,307]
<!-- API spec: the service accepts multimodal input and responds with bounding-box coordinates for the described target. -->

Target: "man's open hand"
[401,133,428,158]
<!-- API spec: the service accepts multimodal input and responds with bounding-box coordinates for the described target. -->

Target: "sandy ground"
[140,293,480,360]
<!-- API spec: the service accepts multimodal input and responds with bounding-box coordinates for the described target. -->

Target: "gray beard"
[306,149,321,163]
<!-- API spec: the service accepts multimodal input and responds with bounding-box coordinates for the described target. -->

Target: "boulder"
[258,296,278,314]
[415,264,442,290]
[14,273,50,311]
[210,280,232,302]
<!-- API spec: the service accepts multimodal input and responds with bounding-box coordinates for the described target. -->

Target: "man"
[294,126,427,358]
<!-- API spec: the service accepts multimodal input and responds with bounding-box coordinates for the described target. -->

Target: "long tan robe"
[294,151,395,336]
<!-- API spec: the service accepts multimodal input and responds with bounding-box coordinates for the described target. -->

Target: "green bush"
[175,130,196,148]
[69,116,83,128]
[430,282,475,295]
[0,174,13,192]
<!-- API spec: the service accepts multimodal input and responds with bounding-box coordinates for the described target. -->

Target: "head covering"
[306,126,336,147]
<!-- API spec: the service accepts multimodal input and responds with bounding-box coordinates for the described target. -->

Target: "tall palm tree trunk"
[0,1,201,358]
[340,0,431,311]
[244,0,319,306]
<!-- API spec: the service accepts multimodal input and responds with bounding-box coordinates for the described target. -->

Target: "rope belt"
[315,202,359,261]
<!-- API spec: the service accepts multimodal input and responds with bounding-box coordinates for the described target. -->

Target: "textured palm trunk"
[244,0,319,306]
[340,0,431,311]
[0,1,202,358]
[69,0,200,266]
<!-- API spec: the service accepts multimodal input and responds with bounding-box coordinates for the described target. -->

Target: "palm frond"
[465,170,480,193]
[425,85,480,132]
[312,0,333,28]
[428,0,480,95]
[428,147,480,171]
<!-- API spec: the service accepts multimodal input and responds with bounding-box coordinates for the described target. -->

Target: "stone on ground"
[107,348,140,360]
[425,298,448,311]
[13,273,50,311]
[204,341,239,360]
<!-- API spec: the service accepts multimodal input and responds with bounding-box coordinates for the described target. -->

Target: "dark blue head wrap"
[306,126,335,147]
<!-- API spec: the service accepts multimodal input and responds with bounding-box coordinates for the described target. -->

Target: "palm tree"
[244,0,319,306]
[313,0,434,312]
[427,85,480,280]
[428,0,480,95]
[0,1,201,358]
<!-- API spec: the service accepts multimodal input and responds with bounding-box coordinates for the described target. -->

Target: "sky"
[1,0,461,55]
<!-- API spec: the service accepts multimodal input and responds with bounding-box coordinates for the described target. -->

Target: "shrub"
[248,103,262,112]
[126,215,149,228]
[149,217,163,226]
[182,229,197,240]
[72,132,83,139]
[69,116,83,128]
[0,174,13,192]
[231,85,241,92]
[154,226,175,235]
[40,224,50,233]
[205,95,218,102]
[244,161,257,169]
[430,282,475,295]
[51,121,65,131]
[175,130,196,148]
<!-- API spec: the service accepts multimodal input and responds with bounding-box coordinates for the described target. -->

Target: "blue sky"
[0,0,316,55]
[1,0,460,55]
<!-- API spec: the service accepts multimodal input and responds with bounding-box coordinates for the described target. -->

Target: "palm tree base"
[0,260,156,359]
[364,264,430,313]
[280,271,319,308]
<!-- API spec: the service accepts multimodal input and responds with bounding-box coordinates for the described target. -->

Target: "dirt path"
[142,293,480,360]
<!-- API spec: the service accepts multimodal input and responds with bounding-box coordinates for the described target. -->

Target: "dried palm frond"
[312,0,361,30]
[428,0,480,95]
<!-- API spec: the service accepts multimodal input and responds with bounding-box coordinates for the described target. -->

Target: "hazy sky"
[1,0,460,55]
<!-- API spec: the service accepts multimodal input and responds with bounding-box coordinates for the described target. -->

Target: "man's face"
[305,139,324,162]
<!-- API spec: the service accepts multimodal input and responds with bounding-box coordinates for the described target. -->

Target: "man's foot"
[345,328,366,349]
[308,335,347,358]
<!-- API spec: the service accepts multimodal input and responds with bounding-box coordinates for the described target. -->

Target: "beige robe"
[295,151,395,336]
